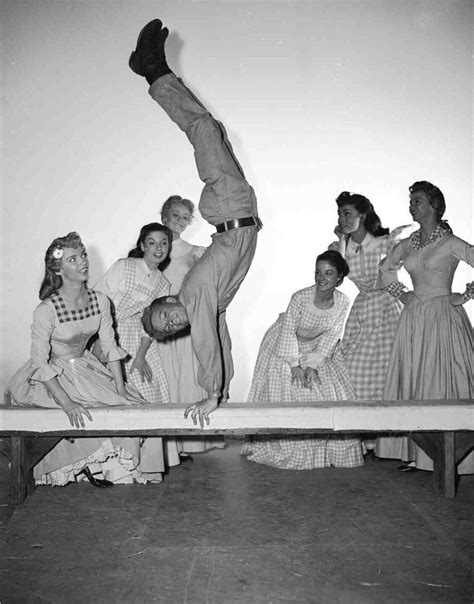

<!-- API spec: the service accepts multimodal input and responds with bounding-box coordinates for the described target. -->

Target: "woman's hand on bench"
[60,400,93,429]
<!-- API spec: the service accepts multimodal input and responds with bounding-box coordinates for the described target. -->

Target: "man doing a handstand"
[129,19,262,427]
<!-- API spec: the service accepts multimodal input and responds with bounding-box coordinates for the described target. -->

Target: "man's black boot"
[129,19,172,85]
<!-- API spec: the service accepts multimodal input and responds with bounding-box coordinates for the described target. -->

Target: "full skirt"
[377,296,473,473]
[242,323,364,469]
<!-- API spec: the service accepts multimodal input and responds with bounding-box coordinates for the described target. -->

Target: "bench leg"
[10,436,31,506]
[433,432,455,498]
[411,432,456,498]
[10,436,63,506]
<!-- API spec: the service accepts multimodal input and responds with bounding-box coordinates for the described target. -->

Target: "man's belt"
[215,216,262,233]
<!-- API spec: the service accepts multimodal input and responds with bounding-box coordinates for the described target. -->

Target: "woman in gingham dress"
[329,192,413,403]
[242,251,364,470]
[95,222,180,480]
[8,232,148,487]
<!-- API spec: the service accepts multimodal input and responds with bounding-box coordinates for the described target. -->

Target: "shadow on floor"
[1,438,472,603]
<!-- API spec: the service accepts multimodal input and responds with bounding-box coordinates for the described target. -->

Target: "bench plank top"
[1,399,472,435]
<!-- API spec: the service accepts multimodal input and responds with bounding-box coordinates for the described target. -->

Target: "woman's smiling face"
[141,231,170,269]
[163,202,192,236]
[315,260,341,293]
[58,246,89,282]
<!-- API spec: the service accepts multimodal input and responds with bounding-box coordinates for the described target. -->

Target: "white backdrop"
[1,0,472,401]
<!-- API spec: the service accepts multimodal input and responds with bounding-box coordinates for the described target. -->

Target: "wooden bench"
[1,393,473,504]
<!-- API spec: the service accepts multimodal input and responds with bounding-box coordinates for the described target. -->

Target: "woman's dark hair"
[316,250,350,283]
[39,232,83,300]
[128,222,173,270]
[160,195,195,222]
[335,191,389,237]
[409,181,452,233]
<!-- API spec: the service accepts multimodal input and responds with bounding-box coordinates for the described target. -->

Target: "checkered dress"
[330,233,404,400]
[103,258,171,404]
[243,287,364,469]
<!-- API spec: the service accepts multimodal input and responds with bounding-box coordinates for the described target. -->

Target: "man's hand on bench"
[184,395,219,428]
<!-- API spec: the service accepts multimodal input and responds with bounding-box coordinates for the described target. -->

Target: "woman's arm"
[30,302,92,428]
[42,377,93,428]
[301,293,350,370]
[93,260,124,302]
[95,291,128,363]
[448,236,474,267]
[377,239,415,304]
[275,291,303,367]
[130,336,154,382]
[107,359,128,397]
[450,281,474,306]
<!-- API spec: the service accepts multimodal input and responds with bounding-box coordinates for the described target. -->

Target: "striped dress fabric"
[242,287,364,469]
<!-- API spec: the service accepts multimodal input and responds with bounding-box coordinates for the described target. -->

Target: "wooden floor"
[1,439,473,603]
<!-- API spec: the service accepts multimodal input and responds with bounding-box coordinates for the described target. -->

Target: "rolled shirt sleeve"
[184,284,223,397]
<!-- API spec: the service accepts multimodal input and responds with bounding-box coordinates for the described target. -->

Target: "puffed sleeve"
[29,301,63,382]
[94,260,126,303]
[95,291,129,362]
[275,291,304,367]
[448,236,474,266]
[301,292,350,370]
[380,224,418,256]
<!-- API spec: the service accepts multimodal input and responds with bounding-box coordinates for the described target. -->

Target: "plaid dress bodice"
[343,235,392,295]
[47,289,101,360]
[112,258,170,322]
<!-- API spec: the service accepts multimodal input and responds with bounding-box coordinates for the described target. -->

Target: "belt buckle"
[223,219,239,231]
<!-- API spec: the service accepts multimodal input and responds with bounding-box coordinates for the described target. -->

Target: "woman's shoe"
[397,464,418,473]
[76,466,114,488]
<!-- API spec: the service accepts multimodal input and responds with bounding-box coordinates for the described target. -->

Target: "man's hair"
[141,296,173,341]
